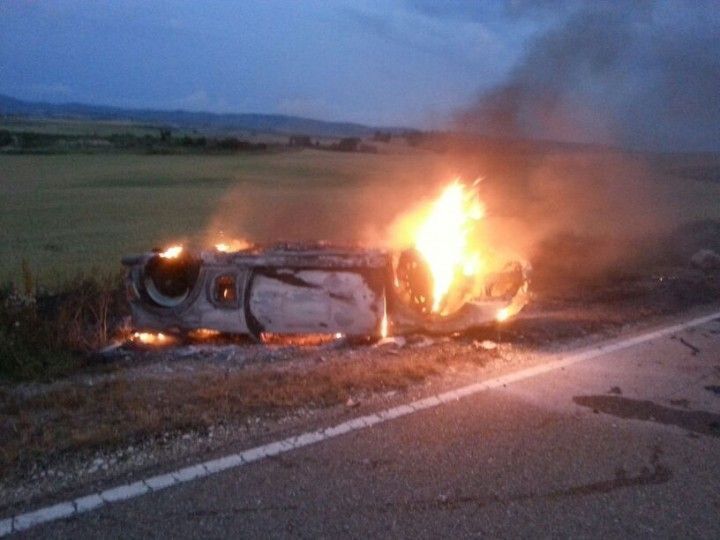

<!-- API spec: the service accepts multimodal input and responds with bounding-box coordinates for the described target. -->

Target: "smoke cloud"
[202,2,720,294]
[456,1,720,152]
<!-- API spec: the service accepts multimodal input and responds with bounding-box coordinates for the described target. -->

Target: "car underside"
[123,243,530,341]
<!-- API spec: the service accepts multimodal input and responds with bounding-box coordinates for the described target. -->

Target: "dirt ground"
[1,263,718,516]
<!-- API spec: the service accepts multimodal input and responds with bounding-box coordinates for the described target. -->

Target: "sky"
[0,0,537,126]
[1,0,719,150]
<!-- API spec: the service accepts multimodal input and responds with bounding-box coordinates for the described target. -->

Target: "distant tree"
[0,130,13,147]
[337,137,360,152]
[179,135,206,147]
[218,137,241,150]
[217,137,265,151]
[372,131,392,143]
[403,131,425,147]
[289,135,312,147]
[19,132,53,149]
[107,133,138,148]
[159,128,172,141]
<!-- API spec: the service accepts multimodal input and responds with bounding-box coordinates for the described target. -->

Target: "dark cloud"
[456,1,720,151]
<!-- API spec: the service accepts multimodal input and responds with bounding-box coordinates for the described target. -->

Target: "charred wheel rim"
[143,253,201,308]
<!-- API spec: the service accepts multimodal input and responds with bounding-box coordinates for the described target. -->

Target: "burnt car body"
[122,243,529,341]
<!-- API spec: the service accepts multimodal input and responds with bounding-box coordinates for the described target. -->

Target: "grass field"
[0,117,162,137]
[0,117,296,144]
[0,149,442,284]
[2,144,720,286]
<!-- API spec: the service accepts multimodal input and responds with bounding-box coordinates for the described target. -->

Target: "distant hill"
[0,94,412,138]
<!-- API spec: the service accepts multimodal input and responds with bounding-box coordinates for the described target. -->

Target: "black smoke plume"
[457,1,720,152]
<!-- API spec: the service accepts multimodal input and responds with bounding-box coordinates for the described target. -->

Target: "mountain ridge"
[0,94,413,138]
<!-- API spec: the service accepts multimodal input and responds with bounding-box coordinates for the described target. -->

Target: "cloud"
[343,3,501,66]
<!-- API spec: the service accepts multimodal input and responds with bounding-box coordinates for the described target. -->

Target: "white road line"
[2,311,719,536]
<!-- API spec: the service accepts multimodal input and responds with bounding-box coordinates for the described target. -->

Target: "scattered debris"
[345,397,361,408]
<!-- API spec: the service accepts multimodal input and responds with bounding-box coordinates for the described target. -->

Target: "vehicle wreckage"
[122,243,530,342]
[123,181,530,342]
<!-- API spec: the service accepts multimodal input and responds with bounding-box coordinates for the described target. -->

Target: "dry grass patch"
[0,343,489,473]
[0,272,128,381]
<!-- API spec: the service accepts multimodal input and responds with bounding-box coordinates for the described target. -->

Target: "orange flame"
[187,328,221,340]
[413,180,484,313]
[215,239,250,253]
[159,245,183,259]
[495,279,530,323]
[380,306,389,338]
[132,331,174,345]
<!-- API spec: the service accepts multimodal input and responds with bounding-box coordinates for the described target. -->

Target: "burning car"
[122,181,530,342]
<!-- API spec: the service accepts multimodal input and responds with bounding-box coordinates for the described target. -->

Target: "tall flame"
[414,181,484,313]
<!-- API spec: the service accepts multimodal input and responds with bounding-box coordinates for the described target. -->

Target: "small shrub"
[0,272,128,381]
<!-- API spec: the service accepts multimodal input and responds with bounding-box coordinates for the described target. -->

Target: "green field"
[0,117,161,137]
[2,144,720,286]
[0,149,442,284]
[0,117,293,144]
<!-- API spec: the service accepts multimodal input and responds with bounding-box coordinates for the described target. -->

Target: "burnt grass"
[1,223,720,476]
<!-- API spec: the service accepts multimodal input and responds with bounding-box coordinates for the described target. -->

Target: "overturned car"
[122,242,529,342]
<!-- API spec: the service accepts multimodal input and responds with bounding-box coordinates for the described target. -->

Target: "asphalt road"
[18,317,720,538]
